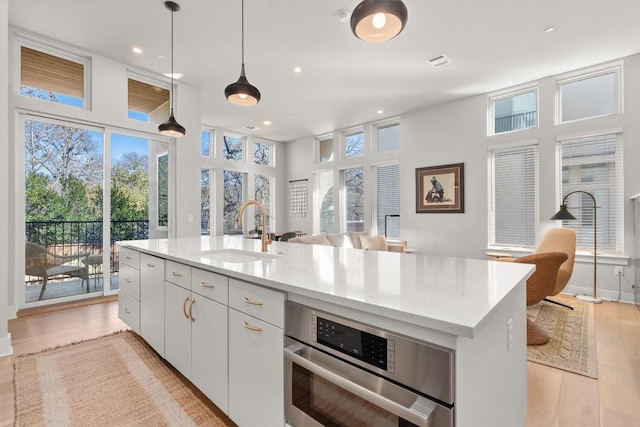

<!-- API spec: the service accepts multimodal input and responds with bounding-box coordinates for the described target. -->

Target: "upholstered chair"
[515,252,568,345]
[532,228,576,307]
[359,235,389,251]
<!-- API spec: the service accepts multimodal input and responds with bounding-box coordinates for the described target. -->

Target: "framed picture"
[415,163,464,213]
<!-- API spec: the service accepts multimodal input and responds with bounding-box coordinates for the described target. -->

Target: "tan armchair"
[515,252,568,345]
[25,242,89,300]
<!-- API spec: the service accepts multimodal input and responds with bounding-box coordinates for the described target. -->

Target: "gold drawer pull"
[243,321,262,332]
[189,299,196,322]
[182,297,190,319]
[147,263,155,268]
[200,282,215,289]
[124,308,131,314]
[171,271,182,277]
[125,256,132,260]
[124,279,132,283]
[243,297,263,306]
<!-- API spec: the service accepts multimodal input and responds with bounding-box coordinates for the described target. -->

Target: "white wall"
[285,54,640,303]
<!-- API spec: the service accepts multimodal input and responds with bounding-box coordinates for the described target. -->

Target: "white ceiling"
[8,0,640,142]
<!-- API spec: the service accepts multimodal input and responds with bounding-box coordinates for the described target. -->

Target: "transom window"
[254,141,273,166]
[20,46,88,108]
[318,136,334,163]
[558,67,620,123]
[223,135,244,161]
[490,89,537,135]
[201,129,213,157]
[376,123,400,152]
[344,131,364,158]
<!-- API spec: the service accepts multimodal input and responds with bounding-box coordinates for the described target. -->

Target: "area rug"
[14,330,234,426]
[527,295,597,379]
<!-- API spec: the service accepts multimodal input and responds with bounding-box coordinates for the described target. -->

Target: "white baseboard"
[562,286,636,304]
[0,332,12,357]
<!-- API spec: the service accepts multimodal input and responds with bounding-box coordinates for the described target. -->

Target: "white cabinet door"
[191,295,228,414]
[118,287,140,333]
[228,309,284,427]
[164,281,192,379]
[140,253,165,357]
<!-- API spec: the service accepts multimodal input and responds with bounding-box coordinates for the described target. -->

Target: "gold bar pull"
[243,297,263,306]
[124,256,132,260]
[171,271,182,277]
[200,282,215,289]
[189,299,196,322]
[182,297,190,319]
[243,320,263,332]
[147,263,155,268]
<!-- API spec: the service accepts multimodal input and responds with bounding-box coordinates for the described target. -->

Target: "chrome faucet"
[237,200,272,252]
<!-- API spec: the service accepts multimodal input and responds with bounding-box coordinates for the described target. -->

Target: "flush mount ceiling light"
[158,1,186,137]
[225,0,261,106]
[350,0,408,43]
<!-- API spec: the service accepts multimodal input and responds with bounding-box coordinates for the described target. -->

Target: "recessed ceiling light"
[132,47,143,54]
[377,110,384,114]
[544,26,555,33]
[293,66,302,73]
[163,72,183,79]
[263,120,272,125]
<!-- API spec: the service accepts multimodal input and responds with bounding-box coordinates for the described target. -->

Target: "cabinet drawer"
[119,263,140,300]
[165,260,192,289]
[192,268,228,304]
[119,247,140,269]
[119,290,140,334]
[229,279,284,328]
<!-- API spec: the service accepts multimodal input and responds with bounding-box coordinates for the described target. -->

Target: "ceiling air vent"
[427,54,450,68]
[246,125,259,130]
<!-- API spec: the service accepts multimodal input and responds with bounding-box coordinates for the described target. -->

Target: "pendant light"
[351,0,408,43]
[158,1,186,137]
[225,0,261,106]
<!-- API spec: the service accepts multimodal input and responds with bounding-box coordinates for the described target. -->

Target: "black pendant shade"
[225,64,261,106]
[351,0,408,43]
[225,0,261,106]
[158,1,186,137]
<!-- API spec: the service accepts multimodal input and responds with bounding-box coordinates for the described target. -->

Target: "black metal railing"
[495,111,537,133]
[25,219,149,273]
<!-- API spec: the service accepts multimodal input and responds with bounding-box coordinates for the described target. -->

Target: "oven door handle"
[285,344,435,427]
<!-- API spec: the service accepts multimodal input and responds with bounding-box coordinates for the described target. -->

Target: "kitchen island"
[118,235,534,427]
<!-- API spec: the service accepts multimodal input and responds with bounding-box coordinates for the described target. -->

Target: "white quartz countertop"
[119,236,534,338]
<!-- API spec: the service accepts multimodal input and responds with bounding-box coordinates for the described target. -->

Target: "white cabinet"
[140,253,165,357]
[164,266,229,414]
[118,247,140,333]
[228,279,284,427]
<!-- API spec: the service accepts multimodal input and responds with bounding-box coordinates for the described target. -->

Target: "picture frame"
[415,163,464,213]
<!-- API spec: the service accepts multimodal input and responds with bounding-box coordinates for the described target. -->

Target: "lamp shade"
[225,64,261,106]
[158,112,186,137]
[550,204,577,220]
[350,0,408,42]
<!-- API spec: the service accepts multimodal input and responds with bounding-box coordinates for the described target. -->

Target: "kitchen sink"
[194,248,279,264]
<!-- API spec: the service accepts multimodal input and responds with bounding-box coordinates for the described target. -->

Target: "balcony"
[24,219,149,303]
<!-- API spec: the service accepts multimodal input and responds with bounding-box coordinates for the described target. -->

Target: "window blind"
[376,164,400,239]
[314,171,334,233]
[488,143,539,247]
[558,133,623,253]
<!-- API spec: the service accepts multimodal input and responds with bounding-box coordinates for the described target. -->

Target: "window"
[20,46,87,108]
[127,78,169,122]
[343,168,364,232]
[490,89,537,134]
[319,137,334,163]
[201,168,213,235]
[557,133,623,253]
[223,135,243,161]
[223,170,245,234]
[255,175,272,231]
[254,141,272,166]
[314,171,334,233]
[558,68,619,123]
[488,142,539,247]
[157,153,168,228]
[376,123,400,152]
[344,131,364,158]
[375,164,400,239]
[201,130,213,157]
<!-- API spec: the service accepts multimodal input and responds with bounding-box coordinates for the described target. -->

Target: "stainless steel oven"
[285,302,455,427]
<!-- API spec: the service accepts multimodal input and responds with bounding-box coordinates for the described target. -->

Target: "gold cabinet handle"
[189,298,196,322]
[243,320,262,332]
[124,256,132,260]
[182,297,190,319]
[147,263,155,268]
[200,281,214,289]
[124,308,131,314]
[124,279,132,283]
[171,271,182,277]
[243,297,263,306]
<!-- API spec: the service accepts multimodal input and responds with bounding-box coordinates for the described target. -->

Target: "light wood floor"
[1,298,639,427]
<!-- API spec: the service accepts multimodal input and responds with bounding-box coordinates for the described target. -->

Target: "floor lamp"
[551,190,602,304]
